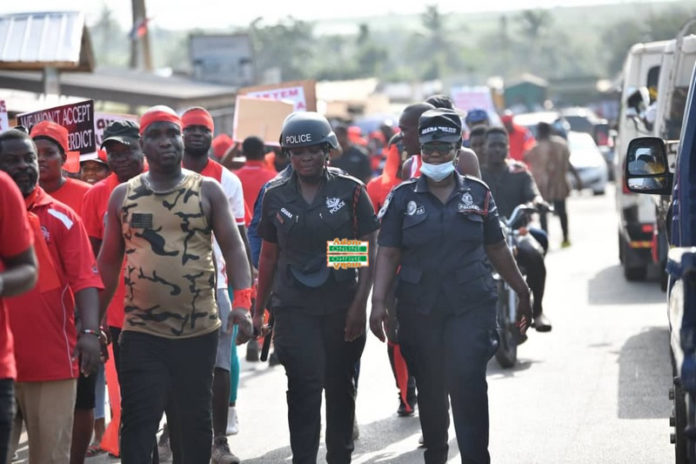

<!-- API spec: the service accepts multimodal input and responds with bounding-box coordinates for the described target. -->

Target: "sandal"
[86,443,105,457]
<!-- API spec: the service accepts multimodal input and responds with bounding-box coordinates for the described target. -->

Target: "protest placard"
[238,80,316,112]
[18,100,96,154]
[233,96,294,146]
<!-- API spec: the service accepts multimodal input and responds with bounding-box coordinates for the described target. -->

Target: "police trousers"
[399,307,496,464]
[273,308,366,464]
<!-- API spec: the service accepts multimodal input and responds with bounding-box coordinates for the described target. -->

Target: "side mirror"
[624,137,672,195]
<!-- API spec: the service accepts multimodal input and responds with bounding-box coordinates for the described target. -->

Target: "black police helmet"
[418,108,463,144]
[279,112,339,151]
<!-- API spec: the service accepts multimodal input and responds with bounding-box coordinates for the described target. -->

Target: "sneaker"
[157,425,172,462]
[211,436,241,464]
[561,240,571,248]
[397,397,414,416]
[226,406,239,435]
[246,340,259,362]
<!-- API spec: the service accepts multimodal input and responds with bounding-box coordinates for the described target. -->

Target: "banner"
[238,80,316,112]
[232,96,294,146]
[17,100,96,154]
[0,100,8,132]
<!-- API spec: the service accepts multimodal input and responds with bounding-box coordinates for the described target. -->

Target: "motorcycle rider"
[481,126,552,332]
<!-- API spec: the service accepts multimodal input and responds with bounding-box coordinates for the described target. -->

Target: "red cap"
[30,120,69,154]
[182,107,214,132]
[139,105,182,135]
[212,134,233,159]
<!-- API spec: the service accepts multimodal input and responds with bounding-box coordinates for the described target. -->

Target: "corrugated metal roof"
[0,11,93,70]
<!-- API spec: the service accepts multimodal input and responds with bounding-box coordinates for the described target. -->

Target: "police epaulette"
[333,171,364,186]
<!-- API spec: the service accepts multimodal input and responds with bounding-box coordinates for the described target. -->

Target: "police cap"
[418,108,462,144]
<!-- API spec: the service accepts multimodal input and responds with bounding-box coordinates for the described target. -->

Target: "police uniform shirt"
[258,169,379,314]
[481,160,540,218]
[378,174,503,315]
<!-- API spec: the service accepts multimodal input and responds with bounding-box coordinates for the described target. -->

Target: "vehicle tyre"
[673,378,687,463]
[661,266,669,292]
[619,232,625,264]
[624,265,647,281]
[495,281,517,369]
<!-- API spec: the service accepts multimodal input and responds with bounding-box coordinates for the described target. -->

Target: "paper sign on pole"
[232,96,294,146]
[0,100,8,132]
[238,80,316,112]
[17,100,95,172]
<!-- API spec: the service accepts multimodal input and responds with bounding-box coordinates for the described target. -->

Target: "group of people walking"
[0,96,578,464]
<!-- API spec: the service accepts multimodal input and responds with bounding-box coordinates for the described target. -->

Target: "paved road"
[16,184,672,463]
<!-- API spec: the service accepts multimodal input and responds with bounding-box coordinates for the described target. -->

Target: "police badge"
[461,192,474,207]
[406,200,417,216]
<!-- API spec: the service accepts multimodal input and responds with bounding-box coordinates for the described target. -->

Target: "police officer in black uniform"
[370,108,532,464]
[253,112,379,464]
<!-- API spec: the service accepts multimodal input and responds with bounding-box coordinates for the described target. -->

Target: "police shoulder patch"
[377,178,416,220]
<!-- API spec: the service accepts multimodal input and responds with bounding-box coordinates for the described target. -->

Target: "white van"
[614,40,669,280]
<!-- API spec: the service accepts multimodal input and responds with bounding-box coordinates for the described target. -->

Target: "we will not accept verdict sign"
[18,100,96,154]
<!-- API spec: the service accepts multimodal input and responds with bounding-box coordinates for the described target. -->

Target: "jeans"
[0,379,13,464]
[119,330,218,464]
[273,308,365,464]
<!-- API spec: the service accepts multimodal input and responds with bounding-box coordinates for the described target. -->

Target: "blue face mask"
[420,160,455,182]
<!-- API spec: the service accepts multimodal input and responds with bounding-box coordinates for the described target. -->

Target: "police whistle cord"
[260,313,274,362]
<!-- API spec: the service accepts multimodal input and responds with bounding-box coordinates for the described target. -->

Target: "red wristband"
[233,288,253,311]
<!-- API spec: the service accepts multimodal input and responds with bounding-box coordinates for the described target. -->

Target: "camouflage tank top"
[120,171,219,338]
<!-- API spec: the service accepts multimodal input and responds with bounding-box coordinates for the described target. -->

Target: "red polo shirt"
[7,187,103,382]
[81,173,126,328]
[0,172,34,380]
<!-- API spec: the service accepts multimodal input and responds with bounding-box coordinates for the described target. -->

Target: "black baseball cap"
[418,108,463,144]
[101,120,140,148]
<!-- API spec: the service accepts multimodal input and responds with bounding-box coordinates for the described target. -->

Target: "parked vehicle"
[614,39,668,281]
[567,131,609,195]
[625,56,696,464]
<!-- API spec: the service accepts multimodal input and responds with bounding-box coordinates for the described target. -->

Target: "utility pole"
[130,0,153,71]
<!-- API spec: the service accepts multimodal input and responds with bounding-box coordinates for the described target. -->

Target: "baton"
[260,312,274,362]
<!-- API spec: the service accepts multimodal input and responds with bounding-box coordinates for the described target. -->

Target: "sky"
[2,0,678,30]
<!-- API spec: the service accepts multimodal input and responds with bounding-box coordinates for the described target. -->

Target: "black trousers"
[273,308,366,464]
[119,330,218,464]
[399,308,496,464]
[539,199,569,241]
[0,379,13,464]
[515,237,546,318]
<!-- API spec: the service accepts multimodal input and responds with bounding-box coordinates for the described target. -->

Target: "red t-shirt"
[367,175,402,214]
[48,177,92,216]
[81,173,126,328]
[0,172,34,380]
[6,187,103,382]
[235,160,277,214]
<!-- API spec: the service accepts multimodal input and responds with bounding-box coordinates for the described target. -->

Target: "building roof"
[0,67,238,110]
[0,11,94,71]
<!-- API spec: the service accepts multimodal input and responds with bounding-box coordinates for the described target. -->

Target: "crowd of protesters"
[0,97,580,464]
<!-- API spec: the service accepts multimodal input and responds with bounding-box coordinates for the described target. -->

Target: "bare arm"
[203,179,253,341]
[97,185,127,320]
[485,240,531,331]
[0,247,37,297]
[73,287,101,375]
[369,245,402,342]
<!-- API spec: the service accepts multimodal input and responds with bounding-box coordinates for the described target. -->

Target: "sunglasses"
[421,142,456,155]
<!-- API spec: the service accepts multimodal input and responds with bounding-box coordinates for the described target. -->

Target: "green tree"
[248,17,315,81]
[89,4,128,67]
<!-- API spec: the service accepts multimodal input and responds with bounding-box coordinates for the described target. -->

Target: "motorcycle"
[493,203,539,369]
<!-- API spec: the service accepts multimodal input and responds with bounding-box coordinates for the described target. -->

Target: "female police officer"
[369,108,532,464]
[253,112,379,464]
